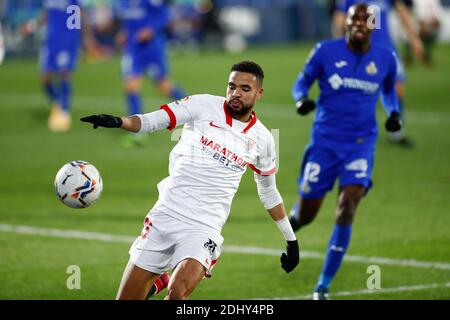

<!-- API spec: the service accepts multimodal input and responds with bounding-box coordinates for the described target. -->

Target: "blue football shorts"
[40,44,79,73]
[121,45,168,82]
[297,144,375,199]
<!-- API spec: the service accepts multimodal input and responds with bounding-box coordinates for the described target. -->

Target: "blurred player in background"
[406,0,444,66]
[290,4,402,299]
[333,0,424,147]
[22,0,97,132]
[81,61,300,300]
[114,0,186,147]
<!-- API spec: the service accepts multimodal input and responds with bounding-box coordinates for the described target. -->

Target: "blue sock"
[44,81,58,103]
[127,93,141,115]
[60,79,71,112]
[170,85,185,101]
[316,224,352,290]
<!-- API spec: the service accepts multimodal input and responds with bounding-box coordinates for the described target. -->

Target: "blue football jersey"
[44,0,81,49]
[337,0,397,50]
[114,0,169,51]
[292,38,399,150]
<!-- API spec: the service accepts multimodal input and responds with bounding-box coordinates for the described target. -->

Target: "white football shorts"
[129,204,223,277]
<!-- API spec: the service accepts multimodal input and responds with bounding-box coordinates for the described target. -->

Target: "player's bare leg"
[289,197,324,231]
[165,258,206,300]
[124,77,142,94]
[313,185,365,300]
[335,185,365,225]
[156,77,185,101]
[156,77,175,97]
[116,260,160,300]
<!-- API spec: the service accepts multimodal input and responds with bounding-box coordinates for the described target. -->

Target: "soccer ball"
[54,160,103,208]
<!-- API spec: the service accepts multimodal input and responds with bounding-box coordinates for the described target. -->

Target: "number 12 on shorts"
[304,162,320,183]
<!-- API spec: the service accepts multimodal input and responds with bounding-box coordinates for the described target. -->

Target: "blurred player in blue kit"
[290,4,402,299]
[333,0,425,146]
[114,0,186,147]
[26,0,95,132]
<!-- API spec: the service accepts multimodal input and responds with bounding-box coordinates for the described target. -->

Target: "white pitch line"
[223,245,450,270]
[0,223,135,243]
[1,223,450,271]
[253,282,450,300]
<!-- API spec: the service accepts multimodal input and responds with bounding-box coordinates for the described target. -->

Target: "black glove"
[80,114,123,129]
[385,111,402,132]
[296,97,316,116]
[280,240,300,273]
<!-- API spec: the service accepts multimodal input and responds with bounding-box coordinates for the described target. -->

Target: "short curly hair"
[231,61,264,84]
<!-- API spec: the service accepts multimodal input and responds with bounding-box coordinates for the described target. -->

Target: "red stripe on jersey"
[210,258,218,269]
[223,101,258,134]
[248,164,278,176]
[160,104,176,130]
[223,101,233,127]
[242,111,257,134]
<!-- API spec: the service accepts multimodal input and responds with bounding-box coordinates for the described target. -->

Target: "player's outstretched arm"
[292,43,322,111]
[81,109,172,133]
[381,52,402,133]
[80,114,141,132]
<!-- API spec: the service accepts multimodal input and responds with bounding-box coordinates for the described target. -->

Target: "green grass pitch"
[0,43,449,299]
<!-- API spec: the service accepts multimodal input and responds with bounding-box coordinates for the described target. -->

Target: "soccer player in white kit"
[81,61,300,300]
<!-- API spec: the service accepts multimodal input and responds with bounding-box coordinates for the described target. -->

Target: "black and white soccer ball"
[54,160,103,208]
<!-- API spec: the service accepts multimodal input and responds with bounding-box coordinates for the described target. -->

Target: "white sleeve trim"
[254,173,283,210]
[136,110,171,133]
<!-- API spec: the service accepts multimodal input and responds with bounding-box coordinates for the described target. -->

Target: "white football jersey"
[153,94,277,232]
